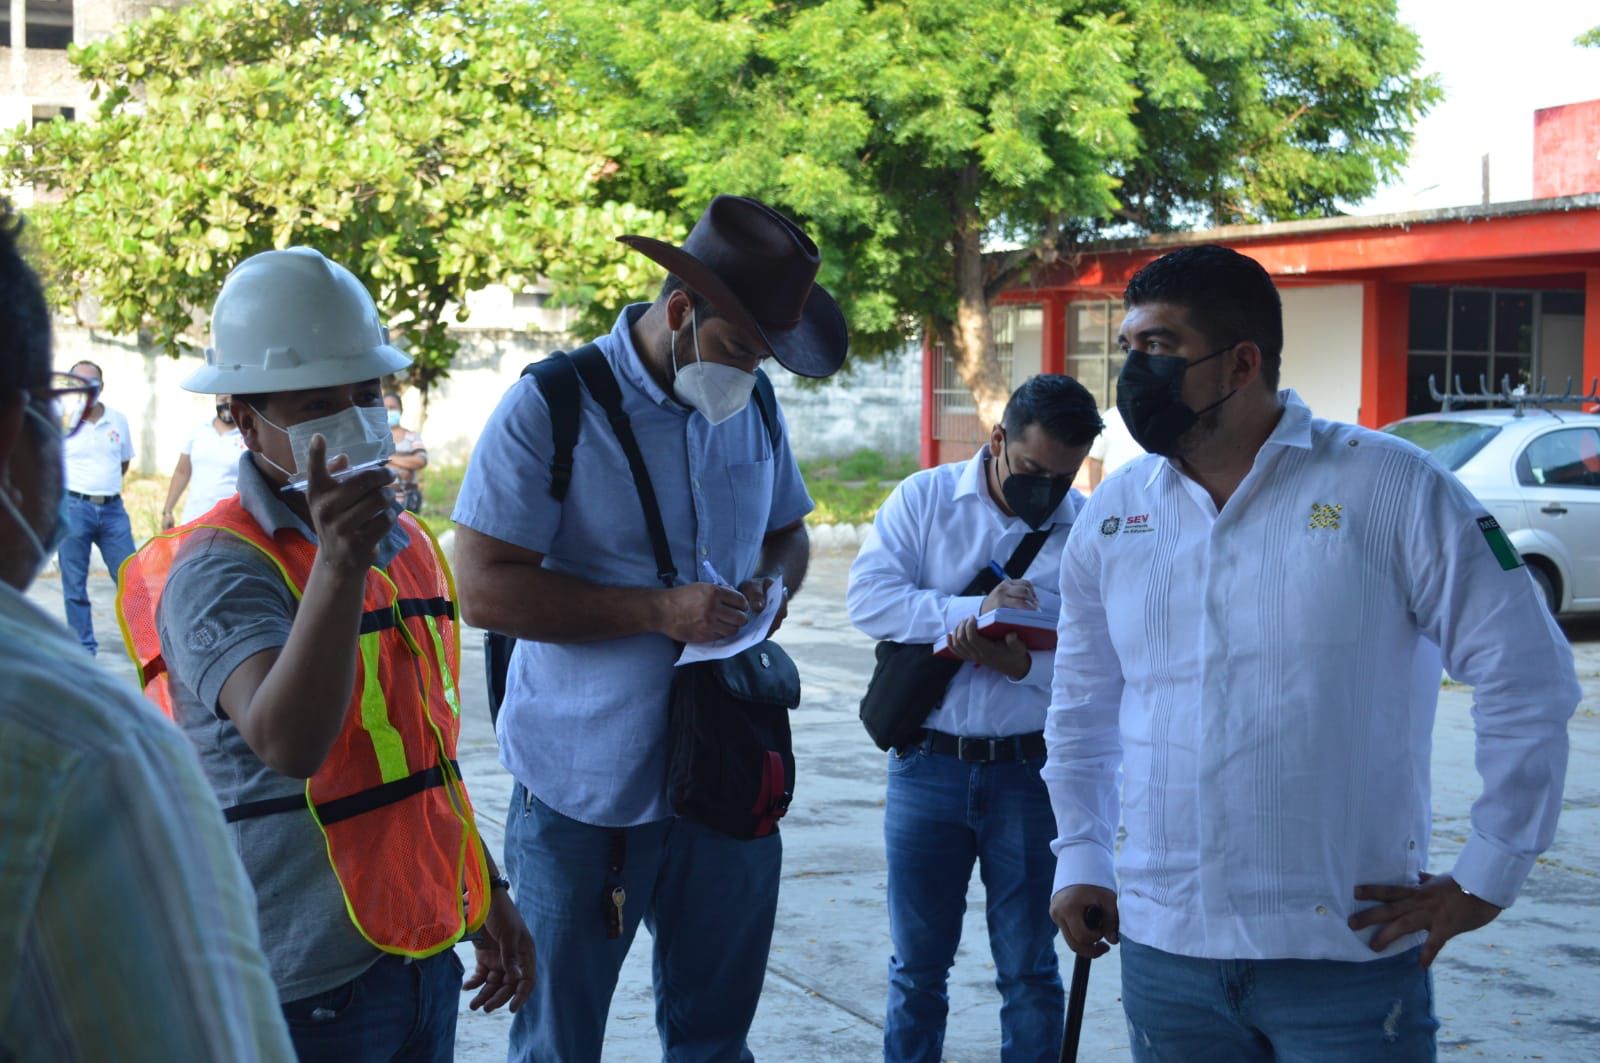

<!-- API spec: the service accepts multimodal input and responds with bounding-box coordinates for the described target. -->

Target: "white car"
[1383,409,1600,614]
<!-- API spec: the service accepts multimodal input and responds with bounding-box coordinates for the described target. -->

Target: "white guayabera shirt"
[1044,390,1579,962]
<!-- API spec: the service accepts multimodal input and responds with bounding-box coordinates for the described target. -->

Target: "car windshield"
[1383,420,1501,471]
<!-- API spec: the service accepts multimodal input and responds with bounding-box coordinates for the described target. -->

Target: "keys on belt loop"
[607,886,626,939]
[604,829,626,940]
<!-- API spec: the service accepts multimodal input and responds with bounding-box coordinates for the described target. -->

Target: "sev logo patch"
[1100,516,1121,536]
[1477,516,1524,571]
[1308,503,1343,531]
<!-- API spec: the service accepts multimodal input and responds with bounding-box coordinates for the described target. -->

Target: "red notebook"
[933,608,1058,659]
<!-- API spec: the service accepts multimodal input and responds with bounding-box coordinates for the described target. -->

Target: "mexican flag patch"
[1477,516,1524,571]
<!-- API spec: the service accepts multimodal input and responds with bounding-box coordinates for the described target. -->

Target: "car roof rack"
[1428,374,1600,419]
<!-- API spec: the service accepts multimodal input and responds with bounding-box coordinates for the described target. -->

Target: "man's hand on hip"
[1051,884,1119,959]
[1348,872,1502,968]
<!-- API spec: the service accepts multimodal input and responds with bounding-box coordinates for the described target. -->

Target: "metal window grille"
[932,307,1016,443]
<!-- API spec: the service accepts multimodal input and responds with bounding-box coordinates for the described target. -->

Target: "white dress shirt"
[848,447,1084,738]
[1045,391,1578,962]
[63,405,133,496]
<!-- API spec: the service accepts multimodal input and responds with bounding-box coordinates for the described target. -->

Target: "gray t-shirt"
[158,454,409,1002]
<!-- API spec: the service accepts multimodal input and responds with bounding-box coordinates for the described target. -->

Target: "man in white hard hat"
[116,247,535,1060]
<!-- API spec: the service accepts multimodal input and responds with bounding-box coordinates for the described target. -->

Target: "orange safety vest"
[116,497,489,958]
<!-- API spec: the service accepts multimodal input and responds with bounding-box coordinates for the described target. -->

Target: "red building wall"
[1534,99,1600,199]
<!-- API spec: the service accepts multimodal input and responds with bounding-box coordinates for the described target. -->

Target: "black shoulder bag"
[485,347,796,840]
[857,529,1051,752]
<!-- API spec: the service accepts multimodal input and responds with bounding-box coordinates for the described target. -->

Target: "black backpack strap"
[1003,528,1052,579]
[751,368,781,453]
[568,347,678,589]
[960,526,1055,596]
[522,343,602,502]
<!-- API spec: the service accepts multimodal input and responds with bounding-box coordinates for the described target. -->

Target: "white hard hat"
[184,247,412,394]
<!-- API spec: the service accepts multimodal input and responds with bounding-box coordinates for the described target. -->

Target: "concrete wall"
[49,322,922,477]
[422,330,921,464]
[1278,284,1364,424]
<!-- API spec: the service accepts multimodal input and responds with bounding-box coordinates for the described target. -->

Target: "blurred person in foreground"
[0,211,293,1061]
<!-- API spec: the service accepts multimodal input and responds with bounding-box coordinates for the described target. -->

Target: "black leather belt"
[917,729,1046,764]
[67,490,119,504]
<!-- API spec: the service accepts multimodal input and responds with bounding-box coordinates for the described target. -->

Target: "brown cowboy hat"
[618,195,849,379]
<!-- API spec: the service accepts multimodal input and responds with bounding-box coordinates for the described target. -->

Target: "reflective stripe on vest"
[115,497,489,957]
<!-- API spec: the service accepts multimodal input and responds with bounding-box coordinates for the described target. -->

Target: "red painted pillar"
[1360,281,1409,428]
[1042,294,1066,375]
[1585,270,1600,410]
[920,327,937,468]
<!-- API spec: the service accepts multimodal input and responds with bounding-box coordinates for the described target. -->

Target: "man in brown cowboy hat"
[452,194,847,1061]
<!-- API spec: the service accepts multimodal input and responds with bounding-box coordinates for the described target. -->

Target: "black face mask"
[1000,439,1071,530]
[216,404,235,426]
[1115,345,1238,457]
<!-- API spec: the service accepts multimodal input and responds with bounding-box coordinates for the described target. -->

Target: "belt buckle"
[958,736,997,762]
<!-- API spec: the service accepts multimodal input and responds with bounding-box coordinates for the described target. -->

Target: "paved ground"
[32,546,1600,1062]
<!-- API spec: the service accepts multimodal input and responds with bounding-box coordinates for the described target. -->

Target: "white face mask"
[671,309,756,426]
[253,404,394,491]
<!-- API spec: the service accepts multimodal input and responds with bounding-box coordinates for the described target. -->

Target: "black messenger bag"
[857,528,1051,752]
[668,639,801,839]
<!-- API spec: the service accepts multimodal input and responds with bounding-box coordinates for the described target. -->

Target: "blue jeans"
[282,951,464,1063]
[502,782,781,1063]
[883,746,1063,1063]
[1120,937,1438,1061]
[56,493,136,655]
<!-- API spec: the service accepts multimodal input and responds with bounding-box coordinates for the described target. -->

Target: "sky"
[1351,0,1600,215]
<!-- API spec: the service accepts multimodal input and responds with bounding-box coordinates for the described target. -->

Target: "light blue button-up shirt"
[453,305,814,827]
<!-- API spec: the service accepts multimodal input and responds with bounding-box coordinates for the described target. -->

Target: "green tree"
[1580,26,1600,47]
[552,0,1438,422]
[3,0,674,395]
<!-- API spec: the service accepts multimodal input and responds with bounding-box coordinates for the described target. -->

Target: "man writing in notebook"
[847,375,1103,1062]
[451,195,846,1061]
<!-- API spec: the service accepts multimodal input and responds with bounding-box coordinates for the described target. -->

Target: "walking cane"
[1059,906,1103,1063]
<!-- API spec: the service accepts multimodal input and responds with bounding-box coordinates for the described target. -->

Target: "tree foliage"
[551,0,1438,420]
[3,0,675,391]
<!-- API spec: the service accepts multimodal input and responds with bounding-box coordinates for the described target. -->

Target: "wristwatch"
[488,873,511,893]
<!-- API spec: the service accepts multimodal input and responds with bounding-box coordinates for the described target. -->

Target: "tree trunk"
[950,196,1010,430]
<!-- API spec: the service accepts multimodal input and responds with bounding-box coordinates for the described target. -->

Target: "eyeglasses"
[30,371,101,439]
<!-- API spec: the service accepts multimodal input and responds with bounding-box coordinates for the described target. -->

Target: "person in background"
[0,210,293,1061]
[1047,244,1579,1060]
[1083,403,1142,490]
[384,390,427,514]
[56,357,136,654]
[848,375,1102,1063]
[163,392,245,528]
